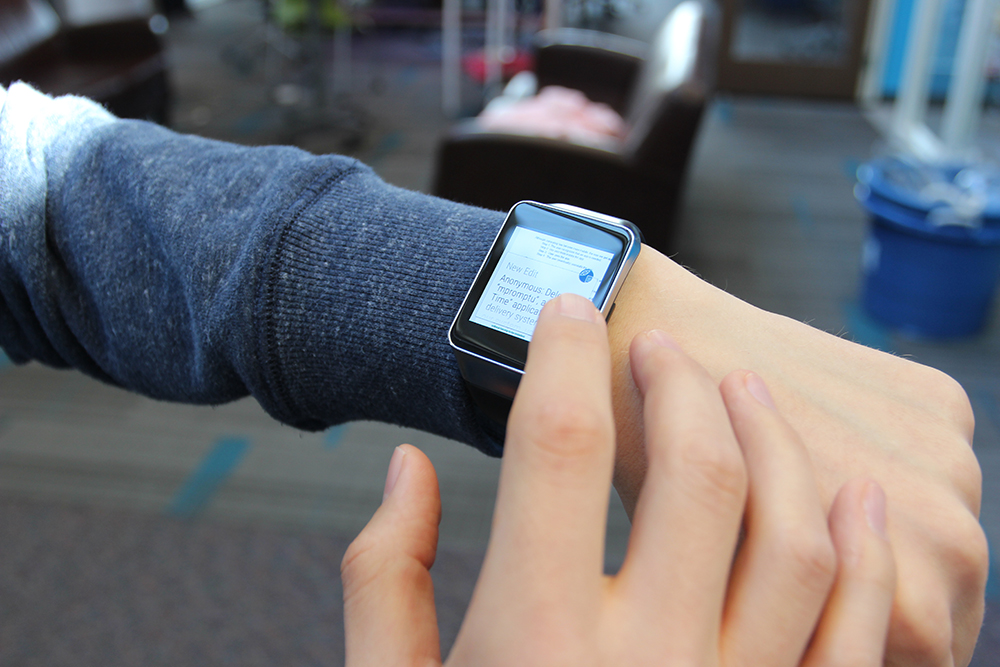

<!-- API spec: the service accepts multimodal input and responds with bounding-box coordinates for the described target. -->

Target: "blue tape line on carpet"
[844,301,891,352]
[712,99,733,125]
[324,424,347,449]
[0,350,9,371]
[168,437,249,519]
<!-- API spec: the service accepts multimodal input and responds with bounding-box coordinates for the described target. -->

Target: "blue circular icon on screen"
[579,268,594,283]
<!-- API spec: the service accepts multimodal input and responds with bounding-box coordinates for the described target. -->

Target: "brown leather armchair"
[433,0,720,253]
[0,0,170,123]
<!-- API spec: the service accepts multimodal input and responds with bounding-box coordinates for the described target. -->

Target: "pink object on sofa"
[478,86,625,148]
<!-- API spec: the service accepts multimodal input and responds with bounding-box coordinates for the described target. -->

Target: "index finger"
[485,293,615,595]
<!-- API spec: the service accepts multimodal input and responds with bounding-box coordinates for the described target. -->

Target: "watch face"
[451,201,639,371]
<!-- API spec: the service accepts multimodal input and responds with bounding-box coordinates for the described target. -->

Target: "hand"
[606,247,988,666]
[341,293,896,666]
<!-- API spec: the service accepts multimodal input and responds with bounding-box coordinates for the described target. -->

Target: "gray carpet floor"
[0,497,482,666]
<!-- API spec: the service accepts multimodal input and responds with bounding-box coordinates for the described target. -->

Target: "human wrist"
[606,246,763,512]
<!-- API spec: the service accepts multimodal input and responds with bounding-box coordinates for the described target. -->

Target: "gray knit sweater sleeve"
[0,83,506,455]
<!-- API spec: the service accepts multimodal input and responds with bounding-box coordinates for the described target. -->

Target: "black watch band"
[467,384,513,425]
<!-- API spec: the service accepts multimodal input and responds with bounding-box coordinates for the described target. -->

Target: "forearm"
[0,83,505,453]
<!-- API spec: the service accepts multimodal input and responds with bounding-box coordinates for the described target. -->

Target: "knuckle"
[885,510,987,666]
[848,553,898,598]
[922,366,976,438]
[944,510,990,588]
[340,531,379,589]
[916,495,990,585]
[909,428,982,516]
[945,438,983,513]
[938,374,976,435]
[775,527,837,593]
[887,595,954,665]
[341,531,435,610]
[676,434,748,509]
[526,398,613,461]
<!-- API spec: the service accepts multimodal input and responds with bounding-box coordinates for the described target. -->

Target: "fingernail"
[645,328,681,350]
[383,446,406,502]
[745,372,776,409]
[863,481,888,540]
[555,293,599,323]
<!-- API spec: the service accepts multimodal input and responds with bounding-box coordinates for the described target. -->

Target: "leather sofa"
[433,0,720,254]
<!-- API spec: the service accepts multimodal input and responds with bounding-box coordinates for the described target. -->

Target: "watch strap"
[466,383,513,425]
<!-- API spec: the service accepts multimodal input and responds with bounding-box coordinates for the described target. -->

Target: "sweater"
[0,83,506,456]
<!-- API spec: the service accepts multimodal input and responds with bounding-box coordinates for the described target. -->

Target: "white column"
[940,0,998,152]
[893,0,947,136]
[857,0,898,103]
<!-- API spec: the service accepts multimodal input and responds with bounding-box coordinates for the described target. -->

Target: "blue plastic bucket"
[856,158,1000,338]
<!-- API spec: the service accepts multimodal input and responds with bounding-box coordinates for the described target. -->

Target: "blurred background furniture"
[0,0,171,123]
[432,0,720,254]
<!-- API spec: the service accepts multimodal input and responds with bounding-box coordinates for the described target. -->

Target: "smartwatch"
[449,201,642,425]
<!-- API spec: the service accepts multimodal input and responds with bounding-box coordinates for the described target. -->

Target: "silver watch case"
[449,201,642,403]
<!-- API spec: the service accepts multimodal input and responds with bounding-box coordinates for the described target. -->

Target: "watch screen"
[468,226,615,341]
[452,202,639,372]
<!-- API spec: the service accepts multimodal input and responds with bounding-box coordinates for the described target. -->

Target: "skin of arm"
[607,247,987,667]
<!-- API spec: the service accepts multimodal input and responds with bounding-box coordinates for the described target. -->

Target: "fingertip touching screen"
[469,225,615,340]
[452,202,636,370]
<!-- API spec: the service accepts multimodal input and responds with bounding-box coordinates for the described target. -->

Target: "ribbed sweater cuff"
[256,167,507,456]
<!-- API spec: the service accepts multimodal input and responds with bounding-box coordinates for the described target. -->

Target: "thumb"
[342,444,443,667]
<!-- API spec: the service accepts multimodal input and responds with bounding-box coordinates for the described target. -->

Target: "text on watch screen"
[469,226,614,342]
